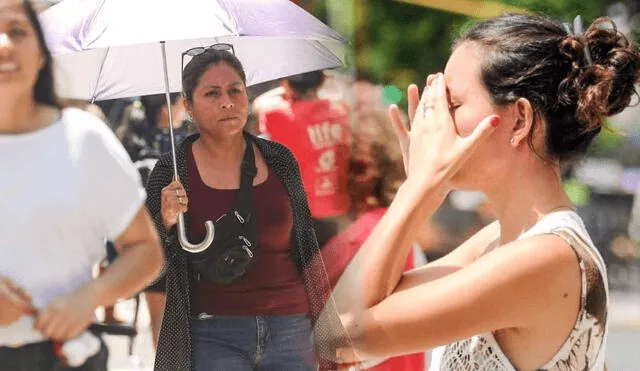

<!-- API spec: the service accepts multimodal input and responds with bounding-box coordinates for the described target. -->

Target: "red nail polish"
[490,116,501,127]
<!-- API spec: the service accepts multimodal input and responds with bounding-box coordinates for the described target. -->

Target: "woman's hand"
[161,180,189,230]
[389,73,499,192]
[0,276,35,326]
[34,289,98,341]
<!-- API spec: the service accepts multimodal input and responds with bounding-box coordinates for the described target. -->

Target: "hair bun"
[558,17,640,132]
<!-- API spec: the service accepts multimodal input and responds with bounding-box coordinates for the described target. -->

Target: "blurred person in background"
[117,93,189,164]
[319,109,426,370]
[258,70,352,248]
[0,1,163,370]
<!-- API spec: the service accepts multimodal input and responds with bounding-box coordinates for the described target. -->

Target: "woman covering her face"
[0,1,163,370]
[145,48,350,370]
[316,13,640,371]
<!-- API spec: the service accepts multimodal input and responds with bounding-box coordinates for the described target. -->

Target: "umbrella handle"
[177,213,215,253]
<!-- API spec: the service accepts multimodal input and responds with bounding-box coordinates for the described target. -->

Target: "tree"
[355,0,606,91]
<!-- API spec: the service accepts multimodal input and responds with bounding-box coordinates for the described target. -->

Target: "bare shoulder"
[483,233,581,278]
[474,233,582,326]
[342,230,584,358]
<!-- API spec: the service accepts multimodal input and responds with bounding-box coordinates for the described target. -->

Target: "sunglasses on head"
[181,43,235,79]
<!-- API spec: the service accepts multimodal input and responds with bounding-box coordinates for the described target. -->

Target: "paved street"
[102,296,154,371]
[607,327,640,371]
[102,291,640,370]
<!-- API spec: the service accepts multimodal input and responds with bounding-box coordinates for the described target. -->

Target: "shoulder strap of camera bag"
[232,132,257,215]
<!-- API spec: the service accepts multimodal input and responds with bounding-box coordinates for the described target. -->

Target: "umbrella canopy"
[39,0,348,100]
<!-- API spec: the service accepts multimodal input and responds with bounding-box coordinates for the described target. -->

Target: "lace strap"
[536,226,607,369]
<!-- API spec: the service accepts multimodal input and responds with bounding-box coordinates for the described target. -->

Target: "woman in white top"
[317,13,640,370]
[0,1,163,369]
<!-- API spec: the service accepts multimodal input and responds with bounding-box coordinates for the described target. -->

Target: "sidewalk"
[609,290,640,328]
[101,296,155,371]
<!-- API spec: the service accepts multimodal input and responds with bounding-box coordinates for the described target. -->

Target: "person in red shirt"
[320,109,427,370]
[259,70,352,248]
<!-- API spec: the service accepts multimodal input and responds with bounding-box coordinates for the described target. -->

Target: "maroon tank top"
[186,142,309,316]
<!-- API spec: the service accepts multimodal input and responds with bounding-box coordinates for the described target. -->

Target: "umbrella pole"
[159,41,215,253]
[159,41,179,181]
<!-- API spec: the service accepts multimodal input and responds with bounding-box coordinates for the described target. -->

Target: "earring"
[510,138,518,146]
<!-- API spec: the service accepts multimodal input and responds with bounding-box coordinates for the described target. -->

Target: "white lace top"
[432,210,609,371]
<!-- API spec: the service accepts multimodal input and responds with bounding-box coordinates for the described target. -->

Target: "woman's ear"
[182,97,193,119]
[510,98,535,147]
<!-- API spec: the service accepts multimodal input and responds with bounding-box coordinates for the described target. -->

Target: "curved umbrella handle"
[177,213,215,253]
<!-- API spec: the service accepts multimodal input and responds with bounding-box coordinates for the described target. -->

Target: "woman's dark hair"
[181,49,246,103]
[140,93,180,126]
[22,1,60,108]
[456,13,640,162]
[286,70,326,94]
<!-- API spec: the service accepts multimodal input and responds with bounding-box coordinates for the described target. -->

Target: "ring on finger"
[423,102,435,118]
[175,189,180,197]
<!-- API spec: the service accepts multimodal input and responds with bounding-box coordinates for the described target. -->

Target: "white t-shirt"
[0,108,146,346]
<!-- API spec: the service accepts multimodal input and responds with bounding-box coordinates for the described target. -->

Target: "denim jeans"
[190,314,316,371]
[0,338,108,371]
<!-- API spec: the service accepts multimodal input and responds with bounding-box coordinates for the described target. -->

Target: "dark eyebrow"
[202,82,243,89]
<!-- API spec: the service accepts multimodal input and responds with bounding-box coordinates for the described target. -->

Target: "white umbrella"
[39,0,348,100]
[39,0,349,252]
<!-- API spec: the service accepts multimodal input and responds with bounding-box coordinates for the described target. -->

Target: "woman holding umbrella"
[0,1,163,370]
[146,47,349,370]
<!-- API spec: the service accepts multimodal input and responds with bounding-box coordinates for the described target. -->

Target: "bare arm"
[0,276,35,326]
[342,181,444,301]
[35,207,163,341]
[316,73,509,363]
[396,220,500,292]
[343,234,580,359]
[85,207,164,307]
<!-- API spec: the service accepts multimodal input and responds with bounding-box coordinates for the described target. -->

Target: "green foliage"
[358,1,468,86]
[587,121,626,157]
[501,0,604,20]
[563,178,592,207]
[353,0,606,107]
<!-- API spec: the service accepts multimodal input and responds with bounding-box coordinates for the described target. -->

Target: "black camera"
[188,134,259,284]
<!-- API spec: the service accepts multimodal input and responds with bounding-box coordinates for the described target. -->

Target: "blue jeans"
[190,314,316,371]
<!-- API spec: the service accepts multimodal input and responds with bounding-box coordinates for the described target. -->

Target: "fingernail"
[490,116,501,127]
